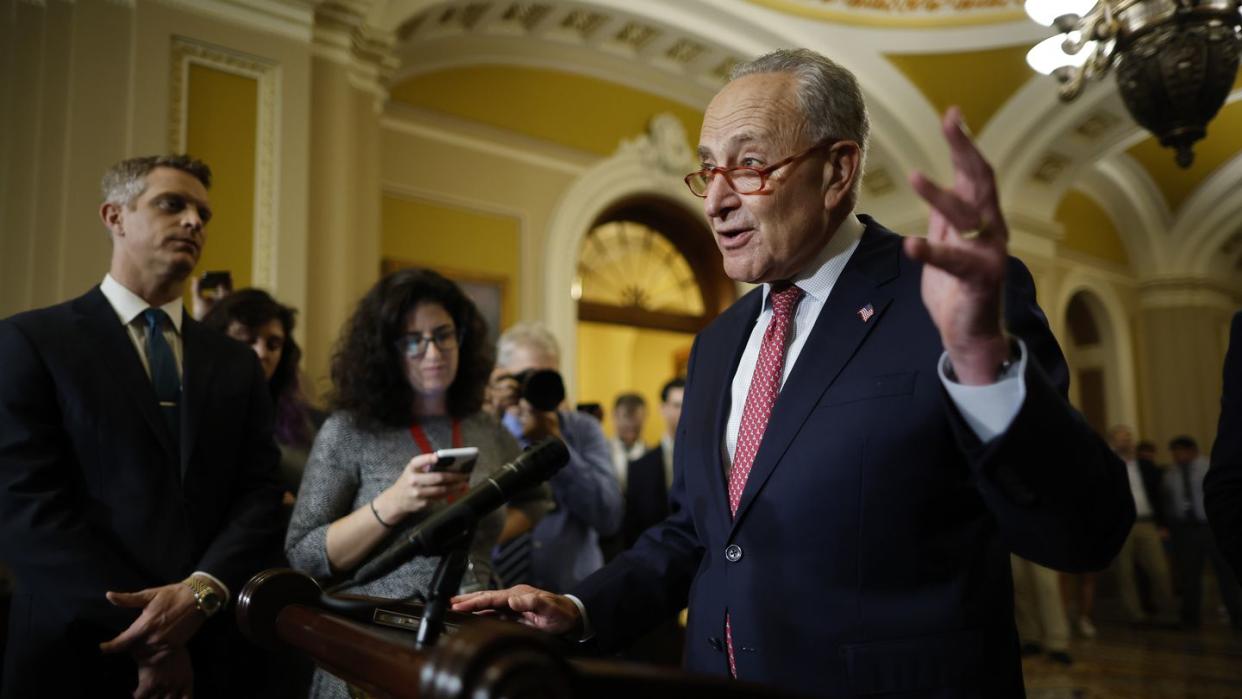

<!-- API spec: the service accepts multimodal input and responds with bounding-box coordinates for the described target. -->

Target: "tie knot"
[142,308,169,332]
[770,284,805,318]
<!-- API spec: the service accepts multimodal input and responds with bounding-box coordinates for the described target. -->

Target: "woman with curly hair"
[202,288,316,497]
[285,268,525,697]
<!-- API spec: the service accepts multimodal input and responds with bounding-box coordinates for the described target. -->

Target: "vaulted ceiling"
[344,0,1242,288]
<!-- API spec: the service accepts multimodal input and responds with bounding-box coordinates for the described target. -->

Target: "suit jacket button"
[725,544,743,562]
[708,636,724,651]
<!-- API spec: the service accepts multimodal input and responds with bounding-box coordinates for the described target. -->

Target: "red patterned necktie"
[726,282,805,678]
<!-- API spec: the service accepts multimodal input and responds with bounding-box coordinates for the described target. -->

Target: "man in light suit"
[455,49,1132,696]
[0,155,283,697]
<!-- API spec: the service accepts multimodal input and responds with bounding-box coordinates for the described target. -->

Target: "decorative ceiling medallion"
[863,167,896,196]
[1031,152,1071,183]
[1074,112,1122,141]
[746,0,1026,27]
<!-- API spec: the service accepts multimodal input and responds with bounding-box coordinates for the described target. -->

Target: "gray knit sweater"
[285,410,522,699]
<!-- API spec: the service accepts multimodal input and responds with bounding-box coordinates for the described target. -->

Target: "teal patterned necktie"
[142,308,181,446]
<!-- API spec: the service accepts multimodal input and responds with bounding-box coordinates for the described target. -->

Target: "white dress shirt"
[98,274,230,600]
[723,215,1026,471]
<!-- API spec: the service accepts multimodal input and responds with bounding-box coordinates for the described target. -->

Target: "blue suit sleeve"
[1207,311,1242,577]
[553,411,623,536]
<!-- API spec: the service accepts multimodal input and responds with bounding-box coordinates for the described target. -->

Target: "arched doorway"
[1063,290,1117,435]
[574,195,733,446]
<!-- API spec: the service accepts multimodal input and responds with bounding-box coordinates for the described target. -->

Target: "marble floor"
[1023,614,1242,699]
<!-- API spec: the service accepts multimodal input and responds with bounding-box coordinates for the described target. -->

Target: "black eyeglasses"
[683,140,836,197]
[395,326,463,358]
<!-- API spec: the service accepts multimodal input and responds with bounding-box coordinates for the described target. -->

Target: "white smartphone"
[432,447,479,474]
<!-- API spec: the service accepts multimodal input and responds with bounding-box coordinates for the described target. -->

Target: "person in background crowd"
[1012,555,1073,665]
[0,154,283,698]
[1166,435,1242,630]
[609,393,648,488]
[285,268,526,699]
[202,288,317,500]
[1206,310,1242,578]
[1109,424,1176,626]
[623,377,685,549]
[488,322,622,593]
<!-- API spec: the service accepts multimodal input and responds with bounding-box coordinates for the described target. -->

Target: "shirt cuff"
[191,571,231,604]
[563,593,594,642]
[938,338,1027,444]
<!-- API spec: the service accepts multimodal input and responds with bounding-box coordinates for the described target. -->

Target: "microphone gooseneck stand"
[415,526,474,649]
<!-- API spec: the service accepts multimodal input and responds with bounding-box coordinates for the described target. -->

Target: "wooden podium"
[236,569,809,699]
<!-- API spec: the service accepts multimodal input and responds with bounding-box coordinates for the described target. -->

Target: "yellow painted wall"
[389,65,703,157]
[185,64,257,295]
[576,321,694,446]
[1055,190,1130,267]
[381,194,520,330]
[1127,99,1242,215]
[886,45,1033,133]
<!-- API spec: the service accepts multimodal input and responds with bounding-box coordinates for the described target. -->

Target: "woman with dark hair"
[202,288,316,496]
[285,268,523,699]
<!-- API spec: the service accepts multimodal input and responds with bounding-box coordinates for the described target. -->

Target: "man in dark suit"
[454,49,1132,696]
[1206,310,1242,578]
[0,155,283,697]
[622,377,685,549]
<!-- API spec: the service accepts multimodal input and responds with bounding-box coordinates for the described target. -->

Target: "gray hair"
[497,321,561,370]
[730,49,870,198]
[101,154,212,208]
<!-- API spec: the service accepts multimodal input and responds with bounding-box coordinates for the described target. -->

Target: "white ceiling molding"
[380,102,595,175]
[1073,157,1168,277]
[154,0,318,41]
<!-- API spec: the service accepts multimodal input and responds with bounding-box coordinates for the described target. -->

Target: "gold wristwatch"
[183,576,223,617]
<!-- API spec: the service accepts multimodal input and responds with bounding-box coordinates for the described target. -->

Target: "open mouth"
[716,228,755,250]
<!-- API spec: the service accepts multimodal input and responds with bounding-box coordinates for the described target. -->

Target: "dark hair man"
[454,49,1132,696]
[0,155,283,697]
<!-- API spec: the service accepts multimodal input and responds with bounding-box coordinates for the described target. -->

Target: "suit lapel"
[730,226,900,533]
[703,290,763,528]
[74,287,178,464]
[179,318,216,477]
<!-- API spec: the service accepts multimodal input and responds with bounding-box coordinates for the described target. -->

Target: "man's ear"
[99,201,123,236]
[822,141,862,210]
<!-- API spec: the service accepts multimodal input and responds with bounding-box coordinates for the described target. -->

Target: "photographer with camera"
[489,323,622,593]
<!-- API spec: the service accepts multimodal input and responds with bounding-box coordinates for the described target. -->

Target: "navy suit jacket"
[573,219,1133,698]
[0,286,284,697]
[624,446,672,549]
[1207,310,1242,577]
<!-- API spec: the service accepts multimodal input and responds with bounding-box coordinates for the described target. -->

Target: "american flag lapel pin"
[856,303,875,323]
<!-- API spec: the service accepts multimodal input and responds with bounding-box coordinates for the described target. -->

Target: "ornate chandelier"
[1025,0,1242,167]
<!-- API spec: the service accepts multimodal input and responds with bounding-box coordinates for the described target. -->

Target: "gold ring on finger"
[960,214,992,241]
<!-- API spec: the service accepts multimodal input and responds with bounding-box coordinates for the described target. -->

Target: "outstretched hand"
[451,585,583,636]
[904,107,1011,385]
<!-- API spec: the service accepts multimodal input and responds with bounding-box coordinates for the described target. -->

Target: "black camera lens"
[512,369,565,412]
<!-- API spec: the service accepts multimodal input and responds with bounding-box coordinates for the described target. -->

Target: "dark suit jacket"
[624,446,672,549]
[573,219,1134,698]
[1136,457,1168,527]
[1207,310,1242,577]
[0,286,283,697]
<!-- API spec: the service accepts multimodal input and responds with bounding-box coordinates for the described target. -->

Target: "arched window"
[575,196,732,334]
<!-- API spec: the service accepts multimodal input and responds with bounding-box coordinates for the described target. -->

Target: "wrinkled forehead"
[698,73,808,158]
[143,166,210,202]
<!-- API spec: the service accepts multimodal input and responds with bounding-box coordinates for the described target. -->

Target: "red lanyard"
[409,419,462,454]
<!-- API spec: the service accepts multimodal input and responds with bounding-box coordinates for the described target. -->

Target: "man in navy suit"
[0,156,283,697]
[455,49,1132,696]
[1206,311,1242,577]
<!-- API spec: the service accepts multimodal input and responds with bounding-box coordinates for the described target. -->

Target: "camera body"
[506,369,566,412]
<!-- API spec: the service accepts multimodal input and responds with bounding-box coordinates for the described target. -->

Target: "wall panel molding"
[169,35,281,288]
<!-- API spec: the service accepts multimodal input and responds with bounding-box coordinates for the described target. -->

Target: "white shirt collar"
[100,274,184,332]
[760,213,866,309]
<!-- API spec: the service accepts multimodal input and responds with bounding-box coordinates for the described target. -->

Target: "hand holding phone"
[433,447,479,474]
